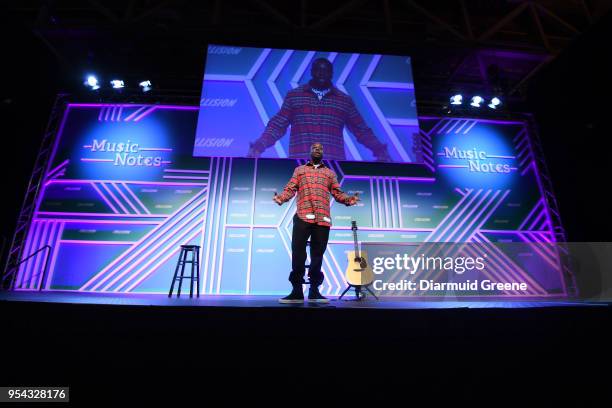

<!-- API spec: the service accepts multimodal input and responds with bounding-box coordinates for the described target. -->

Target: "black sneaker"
[279,288,304,304]
[308,287,330,303]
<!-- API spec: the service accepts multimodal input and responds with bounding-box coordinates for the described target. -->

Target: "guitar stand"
[339,283,379,301]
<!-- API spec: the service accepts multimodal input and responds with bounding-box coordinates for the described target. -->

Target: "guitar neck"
[353,228,360,259]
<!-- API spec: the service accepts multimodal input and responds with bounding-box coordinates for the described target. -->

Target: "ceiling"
[5,0,611,108]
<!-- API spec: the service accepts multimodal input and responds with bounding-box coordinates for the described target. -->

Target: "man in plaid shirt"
[248,58,391,161]
[273,142,360,304]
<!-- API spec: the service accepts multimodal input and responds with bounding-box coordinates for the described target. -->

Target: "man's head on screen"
[310,58,333,90]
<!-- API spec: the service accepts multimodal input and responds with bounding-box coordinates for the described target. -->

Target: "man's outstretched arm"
[248,94,293,157]
[273,168,299,205]
[330,172,359,206]
[345,98,391,161]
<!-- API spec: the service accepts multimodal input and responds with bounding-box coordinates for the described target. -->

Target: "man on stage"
[248,57,391,161]
[273,142,360,303]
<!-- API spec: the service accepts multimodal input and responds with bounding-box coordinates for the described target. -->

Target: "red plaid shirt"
[253,84,388,160]
[277,161,351,227]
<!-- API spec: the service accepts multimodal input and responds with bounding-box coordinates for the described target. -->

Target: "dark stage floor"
[2,291,611,403]
[1,290,606,309]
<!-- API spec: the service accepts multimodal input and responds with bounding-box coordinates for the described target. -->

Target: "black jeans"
[289,214,330,287]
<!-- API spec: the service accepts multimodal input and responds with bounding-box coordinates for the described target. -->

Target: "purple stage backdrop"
[11,103,568,298]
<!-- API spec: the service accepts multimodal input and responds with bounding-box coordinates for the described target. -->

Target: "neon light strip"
[388,177,396,228]
[472,233,544,292]
[124,227,203,293]
[103,205,206,291]
[35,221,58,289]
[122,106,148,121]
[454,120,470,134]
[90,182,119,214]
[81,158,113,163]
[46,160,69,179]
[133,106,158,122]
[436,190,488,243]
[246,158,258,294]
[396,179,403,229]
[463,121,477,134]
[529,210,546,231]
[383,178,390,228]
[94,193,208,291]
[216,158,233,294]
[162,175,209,180]
[445,120,461,134]
[44,222,64,290]
[520,161,535,176]
[101,182,129,214]
[60,240,137,245]
[519,199,543,230]
[462,245,522,295]
[473,233,548,294]
[487,155,516,159]
[60,103,199,111]
[163,169,210,173]
[81,189,208,290]
[198,158,214,295]
[425,188,474,242]
[40,219,160,225]
[436,119,453,134]
[452,190,506,242]
[202,158,220,293]
[29,221,52,289]
[346,175,435,182]
[138,148,173,152]
[516,136,528,150]
[366,81,414,89]
[17,221,39,288]
[376,177,382,227]
[121,182,150,215]
[520,235,558,268]
[109,184,136,215]
[513,129,526,142]
[117,219,204,292]
[37,211,165,218]
[209,158,227,293]
[47,179,207,186]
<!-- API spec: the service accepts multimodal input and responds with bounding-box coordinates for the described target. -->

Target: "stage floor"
[0,290,606,309]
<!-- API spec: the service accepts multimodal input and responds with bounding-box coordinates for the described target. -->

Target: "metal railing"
[2,245,53,291]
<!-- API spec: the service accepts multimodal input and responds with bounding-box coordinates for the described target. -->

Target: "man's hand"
[347,192,360,206]
[247,142,262,158]
[373,144,391,162]
[273,192,283,206]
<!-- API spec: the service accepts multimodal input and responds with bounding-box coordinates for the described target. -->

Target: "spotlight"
[488,97,502,109]
[139,80,152,92]
[110,79,125,89]
[84,75,100,90]
[450,94,463,105]
[470,95,483,108]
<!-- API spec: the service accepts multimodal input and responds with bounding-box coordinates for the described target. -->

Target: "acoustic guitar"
[345,220,374,286]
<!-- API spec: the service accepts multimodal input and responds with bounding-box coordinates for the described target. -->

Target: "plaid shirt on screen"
[276,161,351,227]
[252,84,388,160]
